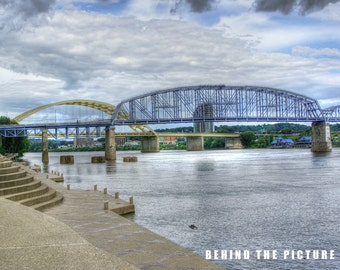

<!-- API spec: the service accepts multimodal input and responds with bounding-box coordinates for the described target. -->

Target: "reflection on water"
[24,149,340,269]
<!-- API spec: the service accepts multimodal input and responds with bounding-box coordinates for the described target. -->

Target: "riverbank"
[3,162,223,270]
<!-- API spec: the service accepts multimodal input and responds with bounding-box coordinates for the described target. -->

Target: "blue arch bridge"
[1,85,339,162]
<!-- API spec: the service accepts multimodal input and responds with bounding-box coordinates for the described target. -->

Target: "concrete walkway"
[4,163,224,270]
[0,198,138,270]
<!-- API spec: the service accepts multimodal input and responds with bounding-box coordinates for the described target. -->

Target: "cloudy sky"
[1,0,339,119]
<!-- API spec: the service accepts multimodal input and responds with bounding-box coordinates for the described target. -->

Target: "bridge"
[1,85,339,161]
[112,85,330,124]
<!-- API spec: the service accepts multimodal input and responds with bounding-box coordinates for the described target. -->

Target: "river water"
[24,148,339,269]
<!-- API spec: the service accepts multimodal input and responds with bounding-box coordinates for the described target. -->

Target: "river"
[24,148,339,269]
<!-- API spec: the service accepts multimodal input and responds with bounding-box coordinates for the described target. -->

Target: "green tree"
[280,127,293,134]
[256,136,271,148]
[0,116,30,158]
[240,131,256,148]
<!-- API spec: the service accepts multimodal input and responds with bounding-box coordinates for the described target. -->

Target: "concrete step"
[0,157,64,212]
[4,184,49,202]
[18,188,57,207]
[0,175,34,189]
[0,179,41,196]
[0,170,27,181]
[33,192,64,211]
[0,165,20,175]
[0,160,13,168]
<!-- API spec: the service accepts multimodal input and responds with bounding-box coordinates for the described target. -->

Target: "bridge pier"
[42,128,49,164]
[186,136,204,151]
[105,127,116,161]
[141,136,160,153]
[311,122,332,152]
[225,137,243,149]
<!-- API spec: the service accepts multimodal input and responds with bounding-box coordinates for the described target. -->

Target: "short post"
[67,184,70,190]
[94,184,97,191]
[103,188,107,195]
[115,192,119,199]
[104,201,109,210]
[129,196,134,205]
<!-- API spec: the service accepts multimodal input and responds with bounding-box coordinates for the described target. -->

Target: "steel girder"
[323,105,340,122]
[112,85,325,125]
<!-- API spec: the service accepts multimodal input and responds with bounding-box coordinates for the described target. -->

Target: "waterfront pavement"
[0,197,138,270]
[2,163,224,270]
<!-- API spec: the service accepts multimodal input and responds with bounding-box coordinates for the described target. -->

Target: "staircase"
[0,156,63,211]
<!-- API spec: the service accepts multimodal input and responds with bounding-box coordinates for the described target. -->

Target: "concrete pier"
[141,136,160,153]
[105,127,116,161]
[311,121,332,152]
[41,129,49,164]
[186,136,204,151]
[60,155,74,164]
[225,137,243,149]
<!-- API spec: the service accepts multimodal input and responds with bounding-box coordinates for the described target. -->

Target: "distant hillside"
[215,123,311,134]
[156,123,312,134]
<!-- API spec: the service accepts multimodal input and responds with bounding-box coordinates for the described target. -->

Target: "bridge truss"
[323,105,340,122]
[112,85,325,125]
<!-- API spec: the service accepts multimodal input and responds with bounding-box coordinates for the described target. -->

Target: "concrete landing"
[8,163,223,269]
[0,198,138,270]
[43,187,223,270]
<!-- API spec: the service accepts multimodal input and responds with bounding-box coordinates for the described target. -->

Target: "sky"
[0,0,340,119]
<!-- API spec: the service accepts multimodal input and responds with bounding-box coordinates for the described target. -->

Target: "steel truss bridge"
[112,85,340,125]
[0,85,339,138]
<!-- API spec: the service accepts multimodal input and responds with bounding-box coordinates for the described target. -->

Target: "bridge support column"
[225,137,243,149]
[311,122,332,152]
[186,136,204,151]
[105,127,116,161]
[42,128,49,164]
[141,136,160,153]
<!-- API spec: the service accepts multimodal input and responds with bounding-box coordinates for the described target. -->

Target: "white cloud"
[308,1,340,21]
[0,1,340,120]
[215,11,340,52]
[293,46,340,57]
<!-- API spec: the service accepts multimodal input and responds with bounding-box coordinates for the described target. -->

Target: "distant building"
[159,136,177,145]
[297,136,312,145]
[271,137,294,147]
[115,137,126,146]
[124,140,140,146]
[74,138,94,147]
